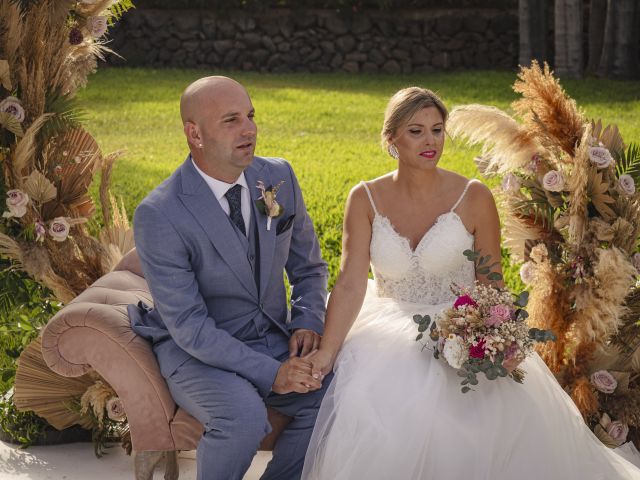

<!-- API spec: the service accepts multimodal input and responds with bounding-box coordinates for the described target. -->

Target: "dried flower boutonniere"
[255,180,285,231]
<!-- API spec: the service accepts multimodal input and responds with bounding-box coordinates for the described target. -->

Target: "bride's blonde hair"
[381,87,448,151]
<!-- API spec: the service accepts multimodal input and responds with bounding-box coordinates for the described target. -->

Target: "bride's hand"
[503,356,522,373]
[308,349,336,379]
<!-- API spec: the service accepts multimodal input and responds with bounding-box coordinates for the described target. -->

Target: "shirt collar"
[192,157,249,201]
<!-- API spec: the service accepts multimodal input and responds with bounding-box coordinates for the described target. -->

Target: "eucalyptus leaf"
[461,386,471,394]
[413,314,423,324]
[516,291,530,307]
[487,272,503,281]
[416,333,423,341]
[485,368,498,380]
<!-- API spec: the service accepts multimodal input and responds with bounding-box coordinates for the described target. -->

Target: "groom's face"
[199,84,258,173]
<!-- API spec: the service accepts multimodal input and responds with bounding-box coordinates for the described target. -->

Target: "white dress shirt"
[192,159,251,236]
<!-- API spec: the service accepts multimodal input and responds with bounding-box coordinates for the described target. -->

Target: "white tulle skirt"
[302,282,640,480]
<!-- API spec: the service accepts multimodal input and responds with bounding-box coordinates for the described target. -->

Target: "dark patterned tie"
[224,184,246,236]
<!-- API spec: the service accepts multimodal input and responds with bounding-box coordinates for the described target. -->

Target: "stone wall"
[108,8,518,73]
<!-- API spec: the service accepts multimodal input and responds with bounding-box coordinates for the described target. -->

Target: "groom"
[128,76,331,480]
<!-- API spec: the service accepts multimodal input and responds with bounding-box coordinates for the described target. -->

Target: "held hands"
[289,328,321,357]
[272,353,323,394]
[307,348,335,378]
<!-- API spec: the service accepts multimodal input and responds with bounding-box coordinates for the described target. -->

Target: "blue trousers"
[165,349,332,480]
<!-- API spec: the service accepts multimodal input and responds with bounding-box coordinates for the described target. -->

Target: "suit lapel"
[245,159,276,300]
[178,157,258,299]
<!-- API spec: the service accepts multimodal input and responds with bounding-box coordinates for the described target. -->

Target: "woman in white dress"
[301,87,640,479]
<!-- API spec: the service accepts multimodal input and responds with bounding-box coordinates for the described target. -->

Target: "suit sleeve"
[283,162,329,334]
[134,201,281,397]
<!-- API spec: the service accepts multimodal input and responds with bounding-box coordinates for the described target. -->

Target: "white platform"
[0,441,272,479]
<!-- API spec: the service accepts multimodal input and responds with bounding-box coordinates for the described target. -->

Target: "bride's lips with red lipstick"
[419,150,437,159]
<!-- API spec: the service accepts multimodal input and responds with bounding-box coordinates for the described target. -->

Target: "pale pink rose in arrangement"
[542,170,565,192]
[86,16,108,38]
[0,96,25,122]
[589,146,614,169]
[519,261,536,284]
[590,370,617,394]
[501,173,521,193]
[35,221,46,242]
[443,335,467,369]
[49,217,71,242]
[633,253,640,272]
[106,397,126,422]
[607,421,629,446]
[485,304,512,327]
[2,189,29,218]
[618,174,635,196]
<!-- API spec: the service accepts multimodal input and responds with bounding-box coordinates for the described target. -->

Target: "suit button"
[248,254,255,262]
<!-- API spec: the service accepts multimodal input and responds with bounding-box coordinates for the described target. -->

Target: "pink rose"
[0,96,25,122]
[87,16,108,38]
[106,397,126,422]
[469,339,486,359]
[590,370,617,394]
[2,189,29,218]
[618,174,635,196]
[486,304,512,327]
[542,170,565,192]
[589,146,613,169]
[49,217,70,242]
[454,294,477,310]
[607,421,629,446]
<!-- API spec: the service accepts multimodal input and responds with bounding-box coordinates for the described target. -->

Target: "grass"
[78,68,640,288]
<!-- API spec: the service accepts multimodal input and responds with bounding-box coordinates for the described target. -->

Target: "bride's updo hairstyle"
[381,87,448,152]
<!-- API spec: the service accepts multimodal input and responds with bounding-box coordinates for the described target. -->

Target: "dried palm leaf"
[592,119,626,159]
[588,170,616,221]
[100,193,134,258]
[0,111,24,137]
[14,336,94,430]
[22,169,56,204]
[512,61,585,157]
[98,150,123,225]
[0,59,11,90]
[447,104,540,175]
[501,213,544,262]
[0,232,23,266]
[566,127,592,244]
[12,113,53,179]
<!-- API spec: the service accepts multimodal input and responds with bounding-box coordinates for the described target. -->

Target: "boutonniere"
[255,180,285,230]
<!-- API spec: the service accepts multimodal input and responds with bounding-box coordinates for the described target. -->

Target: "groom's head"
[181,76,257,182]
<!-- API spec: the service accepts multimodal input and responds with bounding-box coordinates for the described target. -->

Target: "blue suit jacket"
[128,156,328,398]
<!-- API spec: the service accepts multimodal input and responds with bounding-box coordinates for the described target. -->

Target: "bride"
[301,87,640,479]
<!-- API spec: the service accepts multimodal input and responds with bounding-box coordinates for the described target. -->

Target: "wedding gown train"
[302,180,640,480]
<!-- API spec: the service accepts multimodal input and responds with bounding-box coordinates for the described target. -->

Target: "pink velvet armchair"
[41,248,289,480]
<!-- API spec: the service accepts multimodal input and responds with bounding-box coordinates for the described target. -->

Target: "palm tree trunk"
[586,0,607,74]
[519,0,548,66]
[598,0,640,78]
[554,0,584,79]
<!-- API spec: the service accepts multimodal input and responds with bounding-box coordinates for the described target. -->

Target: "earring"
[388,144,399,159]
[198,143,203,148]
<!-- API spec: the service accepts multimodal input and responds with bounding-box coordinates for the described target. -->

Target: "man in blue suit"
[128,76,330,480]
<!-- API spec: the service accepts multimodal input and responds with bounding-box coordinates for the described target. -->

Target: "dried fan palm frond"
[592,120,626,159]
[587,170,616,221]
[98,150,124,225]
[22,169,57,204]
[14,336,94,430]
[566,127,592,244]
[512,61,585,157]
[447,104,541,175]
[0,111,24,137]
[20,243,75,302]
[0,232,24,267]
[0,59,11,90]
[610,217,638,255]
[100,193,134,266]
[11,113,53,180]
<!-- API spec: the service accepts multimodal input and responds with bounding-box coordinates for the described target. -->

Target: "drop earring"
[388,144,399,159]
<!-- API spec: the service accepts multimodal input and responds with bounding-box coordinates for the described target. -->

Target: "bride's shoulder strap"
[359,181,379,215]
[450,178,480,212]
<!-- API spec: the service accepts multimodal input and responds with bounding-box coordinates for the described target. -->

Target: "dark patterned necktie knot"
[224,184,246,236]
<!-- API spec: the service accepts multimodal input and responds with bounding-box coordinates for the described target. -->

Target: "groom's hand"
[289,328,321,357]
[272,357,322,394]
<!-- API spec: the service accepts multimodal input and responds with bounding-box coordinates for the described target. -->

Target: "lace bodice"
[362,181,477,305]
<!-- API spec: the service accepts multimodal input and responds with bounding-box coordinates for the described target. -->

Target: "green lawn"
[79,68,640,288]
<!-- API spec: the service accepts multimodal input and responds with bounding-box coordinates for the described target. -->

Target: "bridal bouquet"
[414,250,555,393]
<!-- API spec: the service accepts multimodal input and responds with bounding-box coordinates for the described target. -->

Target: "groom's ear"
[184,121,201,148]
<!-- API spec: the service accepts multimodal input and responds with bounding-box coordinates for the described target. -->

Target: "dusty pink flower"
[607,421,629,446]
[35,221,46,242]
[542,170,565,192]
[469,339,486,359]
[589,146,613,169]
[501,173,521,193]
[49,217,70,242]
[486,304,512,327]
[2,189,29,218]
[590,370,617,394]
[454,294,477,310]
[87,16,108,38]
[0,96,25,122]
[106,397,126,422]
[618,174,635,196]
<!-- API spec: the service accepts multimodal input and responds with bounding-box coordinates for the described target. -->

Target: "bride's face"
[392,106,445,169]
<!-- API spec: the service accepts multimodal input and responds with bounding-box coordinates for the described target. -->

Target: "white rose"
[501,173,521,193]
[519,261,536,285]
[618,174,635,196]
[49,217,71,242]
[542,170,565,192]
[589,146,614,169]
[442,334,467,369]
[2,189,29,218]
[86,16,108,38]
[0,96,25,122]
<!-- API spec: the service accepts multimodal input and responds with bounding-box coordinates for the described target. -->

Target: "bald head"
[180,76,249,125]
